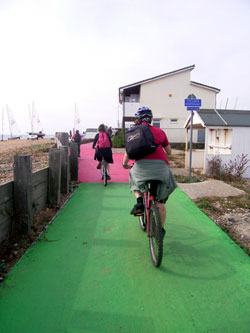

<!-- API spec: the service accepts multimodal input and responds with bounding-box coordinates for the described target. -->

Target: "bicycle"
[101,157,109,186]
[138,180,164,267]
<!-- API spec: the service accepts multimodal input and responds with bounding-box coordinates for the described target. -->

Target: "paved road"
[0,144,250,332]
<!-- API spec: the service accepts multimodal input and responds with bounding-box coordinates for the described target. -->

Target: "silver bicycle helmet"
[135,106,153,123]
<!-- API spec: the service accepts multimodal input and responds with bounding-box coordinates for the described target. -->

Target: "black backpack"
[125,124,159,159]
[74,133,81,143]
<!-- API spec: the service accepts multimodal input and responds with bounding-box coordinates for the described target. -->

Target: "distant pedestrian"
[107,126,112,137]
[72,130,81,157]
[69,130,72,139]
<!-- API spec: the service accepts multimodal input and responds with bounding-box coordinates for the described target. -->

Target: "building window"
[208,128,232,155]
[170,119,178,123]
[124,94,139,102]
[153,120,160,128]
[130,94,139,102]
[197,129,205,143]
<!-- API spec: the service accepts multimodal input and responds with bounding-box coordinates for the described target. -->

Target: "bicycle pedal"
[134,213,143,216]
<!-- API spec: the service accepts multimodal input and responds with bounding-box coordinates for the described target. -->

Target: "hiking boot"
[130,203,144,216]
[97,163,101,169]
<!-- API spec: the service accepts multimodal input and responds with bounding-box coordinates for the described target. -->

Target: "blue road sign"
[185,99,201,107]
[187,106,200,111]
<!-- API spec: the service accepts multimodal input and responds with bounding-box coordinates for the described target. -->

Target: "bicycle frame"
[144,187,155,235]
[101,158,108,186]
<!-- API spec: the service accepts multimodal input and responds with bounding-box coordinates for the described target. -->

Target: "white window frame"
[208,128,232,155]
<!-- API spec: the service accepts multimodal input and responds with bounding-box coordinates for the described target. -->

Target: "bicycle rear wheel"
[101,162,107,186]
[149,205,163,267]
[104,170,107,186]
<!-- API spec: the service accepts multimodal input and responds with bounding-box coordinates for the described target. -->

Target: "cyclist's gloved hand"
[122,163,131,169]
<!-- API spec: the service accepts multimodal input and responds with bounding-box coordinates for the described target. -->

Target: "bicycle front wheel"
[149,205,163,267]
[138,197,146,232]
[139,214,146,231]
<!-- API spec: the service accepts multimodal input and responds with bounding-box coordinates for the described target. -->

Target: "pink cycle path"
[78,142,130,183]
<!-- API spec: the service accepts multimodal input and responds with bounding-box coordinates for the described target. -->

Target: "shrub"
[112,130,125,148]
[207,156,223,179]
[207,154,250,181]
[224,154,250,180]
[197,199,213,210]
[174,175,202,183]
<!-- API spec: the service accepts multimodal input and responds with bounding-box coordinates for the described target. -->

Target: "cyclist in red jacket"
[123,107,177,234]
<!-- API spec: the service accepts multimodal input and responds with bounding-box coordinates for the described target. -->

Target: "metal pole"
[189,110,193,178]
[117,104,119,128]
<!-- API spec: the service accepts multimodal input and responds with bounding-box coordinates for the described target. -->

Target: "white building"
[119,65,220,143]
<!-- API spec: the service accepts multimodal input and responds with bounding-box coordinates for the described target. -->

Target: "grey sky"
[0,0,250,134]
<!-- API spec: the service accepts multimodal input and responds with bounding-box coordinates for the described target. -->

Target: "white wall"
[124,102,141,117]
[139,71,217,142]
[205,127,250,178]
[186,149,205,169]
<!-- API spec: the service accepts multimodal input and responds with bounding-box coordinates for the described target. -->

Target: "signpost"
[184,95,202,178]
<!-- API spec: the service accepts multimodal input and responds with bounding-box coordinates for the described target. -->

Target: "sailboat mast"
[74,103,77,132]
[32,101,35,133]
[6,105,13,138]
[1,107,4,141]
[28,104,33,133]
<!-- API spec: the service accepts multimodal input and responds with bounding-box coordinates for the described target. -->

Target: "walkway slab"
[0,184,250,332]
[178,179,245,199]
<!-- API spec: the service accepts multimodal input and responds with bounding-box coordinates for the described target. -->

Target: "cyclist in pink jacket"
[93,124,113,179]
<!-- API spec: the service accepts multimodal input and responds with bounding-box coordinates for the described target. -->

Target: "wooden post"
[60,146,69,194]
[48,148,61,207]
[55,132,69,147]
[13,155,33,234]
[70,142,78,181]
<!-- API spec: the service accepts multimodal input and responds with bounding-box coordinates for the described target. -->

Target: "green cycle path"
[0,144,250,332]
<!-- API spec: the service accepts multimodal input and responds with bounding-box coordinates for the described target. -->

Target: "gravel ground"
[0,139,56,184]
